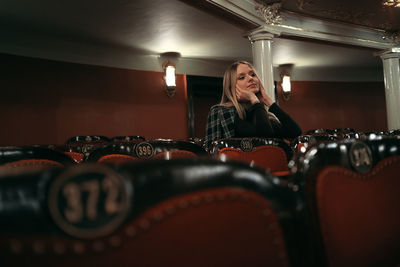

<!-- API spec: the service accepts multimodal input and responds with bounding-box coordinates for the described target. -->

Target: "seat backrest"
[96,153,141,164]
[63,151,85,163]
[110,136,146,143]
[291,135,337,154]
[294,138,400,266]
[151,149,198,159]
[149,139,207,158]
[65,135,111,145]
[64,135,111,159]
[0,146,75,173]
[388,129,400,137]
[209,138,293,177]
[185,137,205,150]
[0,159,303,267]
[305,128,335,136]
[86,140,207,165]
[332,128,356,139]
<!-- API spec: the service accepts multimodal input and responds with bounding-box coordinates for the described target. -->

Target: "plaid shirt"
[205,105,236,151]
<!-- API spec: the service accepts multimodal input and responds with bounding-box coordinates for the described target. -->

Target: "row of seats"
[42,131,400,166]
[305,128,400,139]
[0,137,294,177]
[292,129,400,154]
[0,136,400,266]
[2,131,400,177]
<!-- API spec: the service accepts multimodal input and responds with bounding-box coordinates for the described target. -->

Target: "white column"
[247,26,280,100]
[378,48,400,130]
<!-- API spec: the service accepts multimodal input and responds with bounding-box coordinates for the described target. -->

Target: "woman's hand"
[236,85,260,105]
[257,87,275,107]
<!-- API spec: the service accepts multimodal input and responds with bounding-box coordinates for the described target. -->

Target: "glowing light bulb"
[282,75,291,93]
[165,65,176,87]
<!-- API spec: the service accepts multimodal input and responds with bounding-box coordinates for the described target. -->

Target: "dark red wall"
[276,81,387,133]
[0,53,388,146]
[0,53,188,146]
[193,80,387,139]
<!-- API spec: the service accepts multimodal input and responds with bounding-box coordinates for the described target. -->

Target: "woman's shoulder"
[207,104,236,122]
[210,104,235,112]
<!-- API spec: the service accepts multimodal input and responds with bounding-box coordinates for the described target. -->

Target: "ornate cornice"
[255,1,282,25]
[382,31,400,45]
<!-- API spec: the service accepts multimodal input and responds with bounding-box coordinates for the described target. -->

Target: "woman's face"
[235,63,260,93]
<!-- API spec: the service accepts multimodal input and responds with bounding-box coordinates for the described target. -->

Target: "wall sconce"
[279,64,293,101]
[160,52,180,98]
[163,60,176,98]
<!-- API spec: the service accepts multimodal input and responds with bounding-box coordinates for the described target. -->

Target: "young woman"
[204,60,302,150]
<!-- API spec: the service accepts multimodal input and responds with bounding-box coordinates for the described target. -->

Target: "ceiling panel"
[0,0,391,79]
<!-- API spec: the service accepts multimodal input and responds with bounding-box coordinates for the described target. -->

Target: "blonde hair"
[219,60,280,123]
[220,60,262,119]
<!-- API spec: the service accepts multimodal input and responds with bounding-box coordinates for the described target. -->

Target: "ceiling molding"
[207,0,398,49]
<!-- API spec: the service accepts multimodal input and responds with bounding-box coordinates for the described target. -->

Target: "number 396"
[137,145,153,156]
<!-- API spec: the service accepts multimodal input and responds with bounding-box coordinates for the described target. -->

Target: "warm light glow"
[165,65,176,87]
[383,0,400,7]
[282,75,291,93]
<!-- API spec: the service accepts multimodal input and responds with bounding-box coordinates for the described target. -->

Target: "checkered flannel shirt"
[205,105,236,151]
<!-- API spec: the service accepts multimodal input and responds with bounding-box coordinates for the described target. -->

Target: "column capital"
[376,47,400,60]
[245,26,281,42]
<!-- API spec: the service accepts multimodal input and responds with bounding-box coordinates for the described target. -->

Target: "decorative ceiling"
[262,0,400,32]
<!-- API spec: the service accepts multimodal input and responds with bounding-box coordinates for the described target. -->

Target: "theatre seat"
[186,137,205,150]
[332,128,356,139]
[0,146,75,173]
[86,139,207,164]
[305,129,334,136]
[0,159,303,267]
[388,129,400,137]
[64,135,111,160]
[291,135,337,154]
[63,151,85,163]
[294,138,400,266]
[65,135,111,145]
[110,136,146,143]
[209,138,293,177]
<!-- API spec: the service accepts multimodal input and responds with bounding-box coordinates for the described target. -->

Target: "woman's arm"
[269,103,302,138]
[235,103,274,137]
[257,87,302,138]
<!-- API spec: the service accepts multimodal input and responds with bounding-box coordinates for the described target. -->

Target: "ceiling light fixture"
[383,0,400,7]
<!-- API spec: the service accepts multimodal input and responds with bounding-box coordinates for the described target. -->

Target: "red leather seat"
[294,138,400,266]
[0,159,302,267]
[63,151,85,163]
[87,139,207,165]
[209,138,293,177]
[64,135,111,160]
[0,146,75,173]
